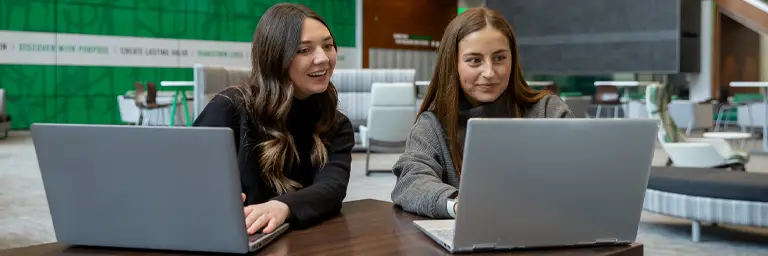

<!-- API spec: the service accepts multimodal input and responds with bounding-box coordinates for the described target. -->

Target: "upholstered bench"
[643,167,768,242]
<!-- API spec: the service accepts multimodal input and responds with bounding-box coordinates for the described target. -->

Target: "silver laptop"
[414,118,658,253]
[31,124,289,254]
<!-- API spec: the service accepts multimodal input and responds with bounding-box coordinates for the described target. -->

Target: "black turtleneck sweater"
[456,95,513,150]
[192,88,354,228]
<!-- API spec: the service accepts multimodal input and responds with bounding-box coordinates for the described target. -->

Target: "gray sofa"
[192,65,417,149]
[0,89,10,139]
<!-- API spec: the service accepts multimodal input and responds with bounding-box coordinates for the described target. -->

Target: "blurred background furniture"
[160,81,195,126]
[359,83,417,176]
[330,69,416,150]
[669,101,716,135]
[132,82,179,126]
[646,83,749,171]
[192,64,250,118]
[736,99,765,138]
[192,65,417,150]
[595,81,654,118]
[0,89,10,139]
[560,92,591,118]
[627,99,714,135]
[526,80,555,89]
[414,80,430,107]
[715,91,761,134]
[593,85,622,118]
[644,167,768,242]
[730,82,768,152]
[118,80,194,126]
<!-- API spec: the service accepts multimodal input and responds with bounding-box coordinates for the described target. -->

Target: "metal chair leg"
[365,142,371,176]
[137,110,144,126]
[596,105,602,118]
[745,104,754,134]
[715,107,726,132]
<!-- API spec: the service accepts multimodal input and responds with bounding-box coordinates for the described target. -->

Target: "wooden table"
[0,199,643,255]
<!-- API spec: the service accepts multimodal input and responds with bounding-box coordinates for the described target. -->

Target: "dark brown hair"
[419,7,549,176]
[231,3,339,194]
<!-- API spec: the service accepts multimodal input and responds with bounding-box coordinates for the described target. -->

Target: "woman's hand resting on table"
[241,193,290,235]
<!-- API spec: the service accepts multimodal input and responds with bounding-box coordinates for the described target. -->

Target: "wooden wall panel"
[716,0,768,34]
[362,0,458,68]
[714,13,761,96]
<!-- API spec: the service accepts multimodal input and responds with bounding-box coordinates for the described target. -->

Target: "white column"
[689,0,715,102]
[760,35,768,81]
[355,0,363,69]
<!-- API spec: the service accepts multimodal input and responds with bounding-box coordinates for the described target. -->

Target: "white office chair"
[359,82,417,176]
[646,83,748,171]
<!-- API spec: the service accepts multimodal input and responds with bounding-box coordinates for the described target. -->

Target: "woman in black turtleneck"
[193,4,354,235]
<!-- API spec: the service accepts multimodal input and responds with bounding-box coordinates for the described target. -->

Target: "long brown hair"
[231,3,339,194]
[419,7,549,176]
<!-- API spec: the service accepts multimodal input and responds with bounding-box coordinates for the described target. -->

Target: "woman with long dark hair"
[391,7,574,218]
[194,3,354,233]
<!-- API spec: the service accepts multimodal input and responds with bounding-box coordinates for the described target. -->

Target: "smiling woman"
[192,3,354,235]
[289,20,337,99]
[390,7,575,219]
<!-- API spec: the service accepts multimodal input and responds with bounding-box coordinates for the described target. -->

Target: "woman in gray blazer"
[391,7,574,218]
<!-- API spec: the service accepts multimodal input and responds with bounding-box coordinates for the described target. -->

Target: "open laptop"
[31,124,289,254]
[414,118,658,253]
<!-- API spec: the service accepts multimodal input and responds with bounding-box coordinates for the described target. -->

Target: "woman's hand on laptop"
[243,199,290,235]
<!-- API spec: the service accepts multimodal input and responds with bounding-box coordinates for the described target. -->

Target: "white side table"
[703,132,752,149]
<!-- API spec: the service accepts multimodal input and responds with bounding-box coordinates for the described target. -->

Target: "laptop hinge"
[472,243,497,251]
[595,238,619,244]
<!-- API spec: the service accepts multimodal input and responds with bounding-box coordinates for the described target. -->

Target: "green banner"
[0,0,356,130]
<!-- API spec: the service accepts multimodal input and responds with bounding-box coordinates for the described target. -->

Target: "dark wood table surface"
[0,199,642,256]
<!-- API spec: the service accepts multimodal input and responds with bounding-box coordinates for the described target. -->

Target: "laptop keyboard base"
[248,233,266,243]
[431,229,454,246]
